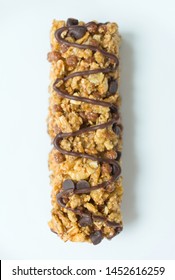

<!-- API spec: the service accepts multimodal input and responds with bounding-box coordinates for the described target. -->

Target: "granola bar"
[47,18,123,245]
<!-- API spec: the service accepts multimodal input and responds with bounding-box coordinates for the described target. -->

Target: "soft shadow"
[120,34,138,225]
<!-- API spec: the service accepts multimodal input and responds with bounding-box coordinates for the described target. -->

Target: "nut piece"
[60,44,69,53]
[98,24,107,33]
[89,39,99,47]
[53,104,63,113]
[105,150,117,159]
[79,112,87,121]
[86,112,99,122]
[101,163,112,174]
[47,51,61,62]
[54,152,65,163]
[87,22,98,34]
[93,91,101,99]
[54,124,62,134]
[84,57,95,64]
[66,55,78,67]
[106,183,116,193]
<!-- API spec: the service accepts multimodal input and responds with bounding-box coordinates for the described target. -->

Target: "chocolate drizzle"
[55,25,119,64]
[53,19,123,243]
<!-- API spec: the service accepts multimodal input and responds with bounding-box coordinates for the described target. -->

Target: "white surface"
[0,0,175,260]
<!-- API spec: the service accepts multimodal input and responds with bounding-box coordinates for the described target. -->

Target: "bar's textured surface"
[47,18,123,244]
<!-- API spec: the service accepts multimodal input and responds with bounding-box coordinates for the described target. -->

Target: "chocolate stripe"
[55,26,119,65]
[53,75,118,112]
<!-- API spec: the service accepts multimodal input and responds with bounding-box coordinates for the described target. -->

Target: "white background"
[0,0,175,260]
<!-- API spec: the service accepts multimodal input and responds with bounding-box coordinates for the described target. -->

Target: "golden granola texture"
[47,19,123,243]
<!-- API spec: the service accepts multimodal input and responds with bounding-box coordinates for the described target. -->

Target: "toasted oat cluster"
[47,18,123,244]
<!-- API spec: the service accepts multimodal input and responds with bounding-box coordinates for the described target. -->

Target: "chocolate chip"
[112,112,120,120]
[116,151,122,161]
[90,230,103,245]
[106,220,121,228]
[69,26,87,40]
[115,226,123,234]
[111,164,117,176]
[108,226,123,240]
[108,79,118,95]
[56,194,66,208]
[67,18,79,27]
[76,180,90,188]
[113,124,121,135]
[75,180,90,194]
[92,215,106,222]
[62,179,75,191]
[78,214,93,227]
